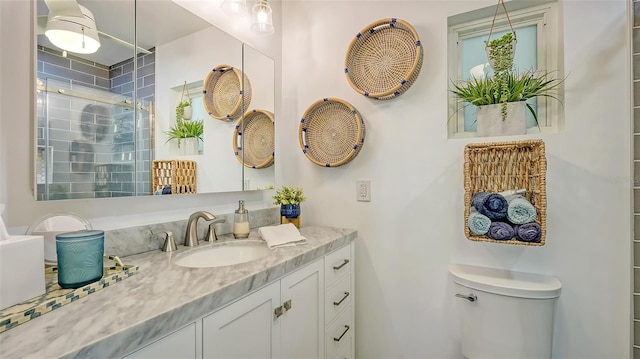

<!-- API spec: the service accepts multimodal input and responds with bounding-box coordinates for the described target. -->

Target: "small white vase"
[182,105,192,121]
[476,102,526,137]
[179,137,199,155]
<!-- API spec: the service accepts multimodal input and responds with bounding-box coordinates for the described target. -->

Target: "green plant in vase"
[273,186,306,219]
[450,68,563,125]
[164,118,203,148]
[450,32,565,129]
[176,100,191,122]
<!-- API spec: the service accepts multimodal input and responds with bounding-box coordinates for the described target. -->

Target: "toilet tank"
[449,264,562,359]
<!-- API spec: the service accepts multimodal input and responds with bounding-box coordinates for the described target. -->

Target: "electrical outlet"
[244,179,250,190]
[357,180,371,202]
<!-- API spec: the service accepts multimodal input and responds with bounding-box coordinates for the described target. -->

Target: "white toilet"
[449,264,562,359]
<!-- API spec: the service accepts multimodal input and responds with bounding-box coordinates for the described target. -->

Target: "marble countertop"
[0,226,357,359]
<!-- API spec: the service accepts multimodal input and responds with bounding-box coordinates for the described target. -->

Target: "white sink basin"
[174,240,273,268]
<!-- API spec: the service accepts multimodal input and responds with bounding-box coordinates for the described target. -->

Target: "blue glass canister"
[56,230,104,289]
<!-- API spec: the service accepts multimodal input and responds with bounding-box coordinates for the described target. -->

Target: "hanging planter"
[486,32,516,73]
[484,0,518,121]
[177,81,192,121]
[484,0,517,71]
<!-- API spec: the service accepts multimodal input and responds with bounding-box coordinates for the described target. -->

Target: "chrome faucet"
[184,211,216,246]
[205,218,227,242]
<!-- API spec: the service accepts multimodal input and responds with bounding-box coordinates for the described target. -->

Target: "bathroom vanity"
[0,226,356,359]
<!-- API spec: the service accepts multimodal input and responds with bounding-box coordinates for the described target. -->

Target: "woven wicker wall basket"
[152,160,197,194]
[233,109,275,169]
[203,64,252,121]
[344,18,423,100]
[463,139,547,246]
[299,98,365,167]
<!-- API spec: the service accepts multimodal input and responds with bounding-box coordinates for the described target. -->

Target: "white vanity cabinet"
[122,322,198,359]
[202,280,282,358]
[203,258,324,359]
[121,241,354,359]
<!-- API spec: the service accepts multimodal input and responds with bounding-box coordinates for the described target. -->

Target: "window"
[447,2,562,138]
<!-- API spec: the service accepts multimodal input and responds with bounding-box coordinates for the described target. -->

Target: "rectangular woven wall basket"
[463,139,547,246]
[152,160,197,195]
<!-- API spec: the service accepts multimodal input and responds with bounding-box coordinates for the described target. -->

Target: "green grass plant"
[449,69,564,123]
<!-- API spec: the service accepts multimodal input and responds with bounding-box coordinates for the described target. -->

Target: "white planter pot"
[179,137,199,155]
[182,105,193,121]
[476,102,526,137]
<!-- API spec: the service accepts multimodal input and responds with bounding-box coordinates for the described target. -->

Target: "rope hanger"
[180,81,189,103]
[486,0,517,46]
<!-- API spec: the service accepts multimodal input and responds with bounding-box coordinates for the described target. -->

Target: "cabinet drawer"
[333,334,353,359]
[325,244,351,288]
[326,304,353,359]
[325,273,352,324]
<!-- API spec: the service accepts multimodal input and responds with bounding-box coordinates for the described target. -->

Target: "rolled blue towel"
[472,192,508,220]
[506,195,537,224]
[468,208,491,235]
[514,222,542,243]
[487,221,515,240]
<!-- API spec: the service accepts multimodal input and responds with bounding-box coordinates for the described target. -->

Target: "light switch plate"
[357,180,371,202]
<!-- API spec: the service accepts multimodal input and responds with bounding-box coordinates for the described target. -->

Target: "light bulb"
[251,0,274,34]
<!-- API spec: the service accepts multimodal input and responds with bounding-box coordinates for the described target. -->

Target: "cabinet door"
[280,259,324,359]
[202,281,281,359]
[122,323,197,359]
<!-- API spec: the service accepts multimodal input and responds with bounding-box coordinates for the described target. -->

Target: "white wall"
[281,1,632,358]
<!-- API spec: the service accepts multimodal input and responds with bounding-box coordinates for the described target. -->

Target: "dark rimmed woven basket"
[233,109,274,169]
[463,139,547,246]
[152,160,197,194]
[203,64,252,121]
[299,98,365,167]
[344,18,423,100]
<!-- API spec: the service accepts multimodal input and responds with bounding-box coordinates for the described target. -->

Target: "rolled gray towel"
[514,222,542,243]
[472,192,508,220]
[487,221,515,240]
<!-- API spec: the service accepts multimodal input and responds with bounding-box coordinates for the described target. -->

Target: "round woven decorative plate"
[299,98,365,167]
[345,18,423,100]
[233,109,274,169]
[203,64,252,121]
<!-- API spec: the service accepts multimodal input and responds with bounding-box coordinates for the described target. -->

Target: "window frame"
[447,2,562,137]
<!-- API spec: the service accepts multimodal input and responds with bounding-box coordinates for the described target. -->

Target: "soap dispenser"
[233,200,250,239]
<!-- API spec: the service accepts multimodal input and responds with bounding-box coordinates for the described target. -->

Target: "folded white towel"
[258,223,307,249]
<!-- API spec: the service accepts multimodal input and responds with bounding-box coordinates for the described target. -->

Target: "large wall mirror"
[34,0,275,201]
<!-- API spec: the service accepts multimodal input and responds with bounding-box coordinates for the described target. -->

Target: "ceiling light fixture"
[45,4,101,54]
[220,0,248,16]
[251,0,274,35]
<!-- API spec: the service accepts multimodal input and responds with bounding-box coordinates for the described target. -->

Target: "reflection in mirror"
[33,0,276,200]
[153,21,243,194]
[35,0,140,200]
[241,44,275,190]
[25,212,92,266]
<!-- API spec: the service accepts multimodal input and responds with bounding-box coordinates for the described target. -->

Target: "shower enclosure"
[35,46,154,200]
